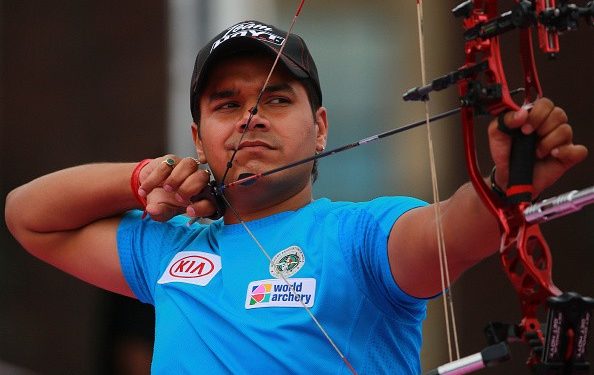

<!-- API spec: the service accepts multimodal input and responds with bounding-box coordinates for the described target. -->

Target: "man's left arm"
[389,98,588,299]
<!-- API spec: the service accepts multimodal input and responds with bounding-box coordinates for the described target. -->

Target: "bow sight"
[456,0,594,57]
[404,0,594,103]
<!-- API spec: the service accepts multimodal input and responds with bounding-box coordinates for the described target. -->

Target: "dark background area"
[1,1,165,374]
[1,1,593,374]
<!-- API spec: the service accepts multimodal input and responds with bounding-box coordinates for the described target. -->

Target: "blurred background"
[1,0,593,374]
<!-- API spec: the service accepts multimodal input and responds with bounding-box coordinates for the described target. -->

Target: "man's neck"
[222,181,313,224]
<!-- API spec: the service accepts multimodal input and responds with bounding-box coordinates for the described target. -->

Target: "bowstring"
[214,1,358,373]
[414,0,460,362]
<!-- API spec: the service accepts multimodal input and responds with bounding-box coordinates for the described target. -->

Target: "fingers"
[144,185,217,222]
[498,99,581,161]
[186,199,217,219]
[172,169,210,203]
[491,97,588,194]
[546,143,588,169]
[532,143,588,193]
[500,98,567,135]
[138,155,218,221]
[163,158,217,218]
[498,98,555,133]
[163,157,203,194]
[530,100,567,138]
[536,123,572,159]
[146,200,185,222]
[139,156,201,196]
[138,155,181,197]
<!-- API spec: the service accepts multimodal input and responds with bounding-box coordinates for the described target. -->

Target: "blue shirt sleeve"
[116,210,201,304]
[336,196,429,319]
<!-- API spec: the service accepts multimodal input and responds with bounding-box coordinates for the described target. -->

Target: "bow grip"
[497,112,537,204]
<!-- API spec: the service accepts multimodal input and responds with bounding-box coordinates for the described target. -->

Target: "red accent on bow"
[457,0,563,366]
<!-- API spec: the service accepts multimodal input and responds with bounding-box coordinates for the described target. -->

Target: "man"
[4,20,587,374]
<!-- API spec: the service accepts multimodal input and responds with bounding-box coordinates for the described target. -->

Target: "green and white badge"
[269,246,305,278]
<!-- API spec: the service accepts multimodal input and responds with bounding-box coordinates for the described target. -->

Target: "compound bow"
[403,1,594,373]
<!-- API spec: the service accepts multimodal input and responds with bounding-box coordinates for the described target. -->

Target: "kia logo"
[169,256,214,278]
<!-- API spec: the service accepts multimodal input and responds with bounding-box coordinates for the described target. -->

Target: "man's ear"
[191,122,207,163]
[314,107,328,152]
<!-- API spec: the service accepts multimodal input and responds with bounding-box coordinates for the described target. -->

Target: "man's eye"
[216,102,239,110]
[267,97,291,105]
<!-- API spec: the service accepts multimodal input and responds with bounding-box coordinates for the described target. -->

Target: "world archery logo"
[245,278,316,309]
[269,246,305,278]
[249,283,272,305]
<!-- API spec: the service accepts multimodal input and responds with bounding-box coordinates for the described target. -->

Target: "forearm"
[440,181,501,271]
[5,163,140,235]
[390,179,504,298]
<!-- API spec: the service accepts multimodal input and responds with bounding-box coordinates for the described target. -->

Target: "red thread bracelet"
[131,159,152,216]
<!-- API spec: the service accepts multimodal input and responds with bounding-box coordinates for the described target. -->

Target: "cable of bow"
[413,0,462,364]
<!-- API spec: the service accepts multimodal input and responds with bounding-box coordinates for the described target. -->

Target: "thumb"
[500,107,534,135]
[146,202,185,222]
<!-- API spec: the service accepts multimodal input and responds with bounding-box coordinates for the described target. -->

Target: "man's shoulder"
[119,210,211,247]
[310,196,427,215]
[307,196,427,233]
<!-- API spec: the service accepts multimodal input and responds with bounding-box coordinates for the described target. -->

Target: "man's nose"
[238,106,270,132]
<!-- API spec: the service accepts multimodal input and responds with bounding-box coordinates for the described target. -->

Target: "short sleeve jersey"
[117,197,428,374]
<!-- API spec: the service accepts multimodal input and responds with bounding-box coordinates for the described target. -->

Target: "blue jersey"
[117,197,428,374]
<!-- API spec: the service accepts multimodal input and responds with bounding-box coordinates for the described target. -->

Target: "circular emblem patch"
[269,246,305,278]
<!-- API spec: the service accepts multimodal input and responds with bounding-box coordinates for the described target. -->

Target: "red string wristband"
[130,159,152,216]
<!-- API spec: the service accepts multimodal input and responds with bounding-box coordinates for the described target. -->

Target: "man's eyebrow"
[262,82,296,95]
[208,82,296,102]
[208,89,237,102]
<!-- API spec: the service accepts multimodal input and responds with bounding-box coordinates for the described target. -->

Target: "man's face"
[193,53,327,204]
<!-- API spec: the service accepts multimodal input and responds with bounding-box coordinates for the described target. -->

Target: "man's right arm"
[5,163,140,297]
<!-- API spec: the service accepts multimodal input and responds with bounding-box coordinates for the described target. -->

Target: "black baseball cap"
[190,20,322,123]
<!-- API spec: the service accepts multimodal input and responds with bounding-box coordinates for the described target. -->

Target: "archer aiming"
[4,18,588,374]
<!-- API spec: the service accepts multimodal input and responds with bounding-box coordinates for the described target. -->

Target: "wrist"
[130,159,152,215]
[490,166,542,202]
